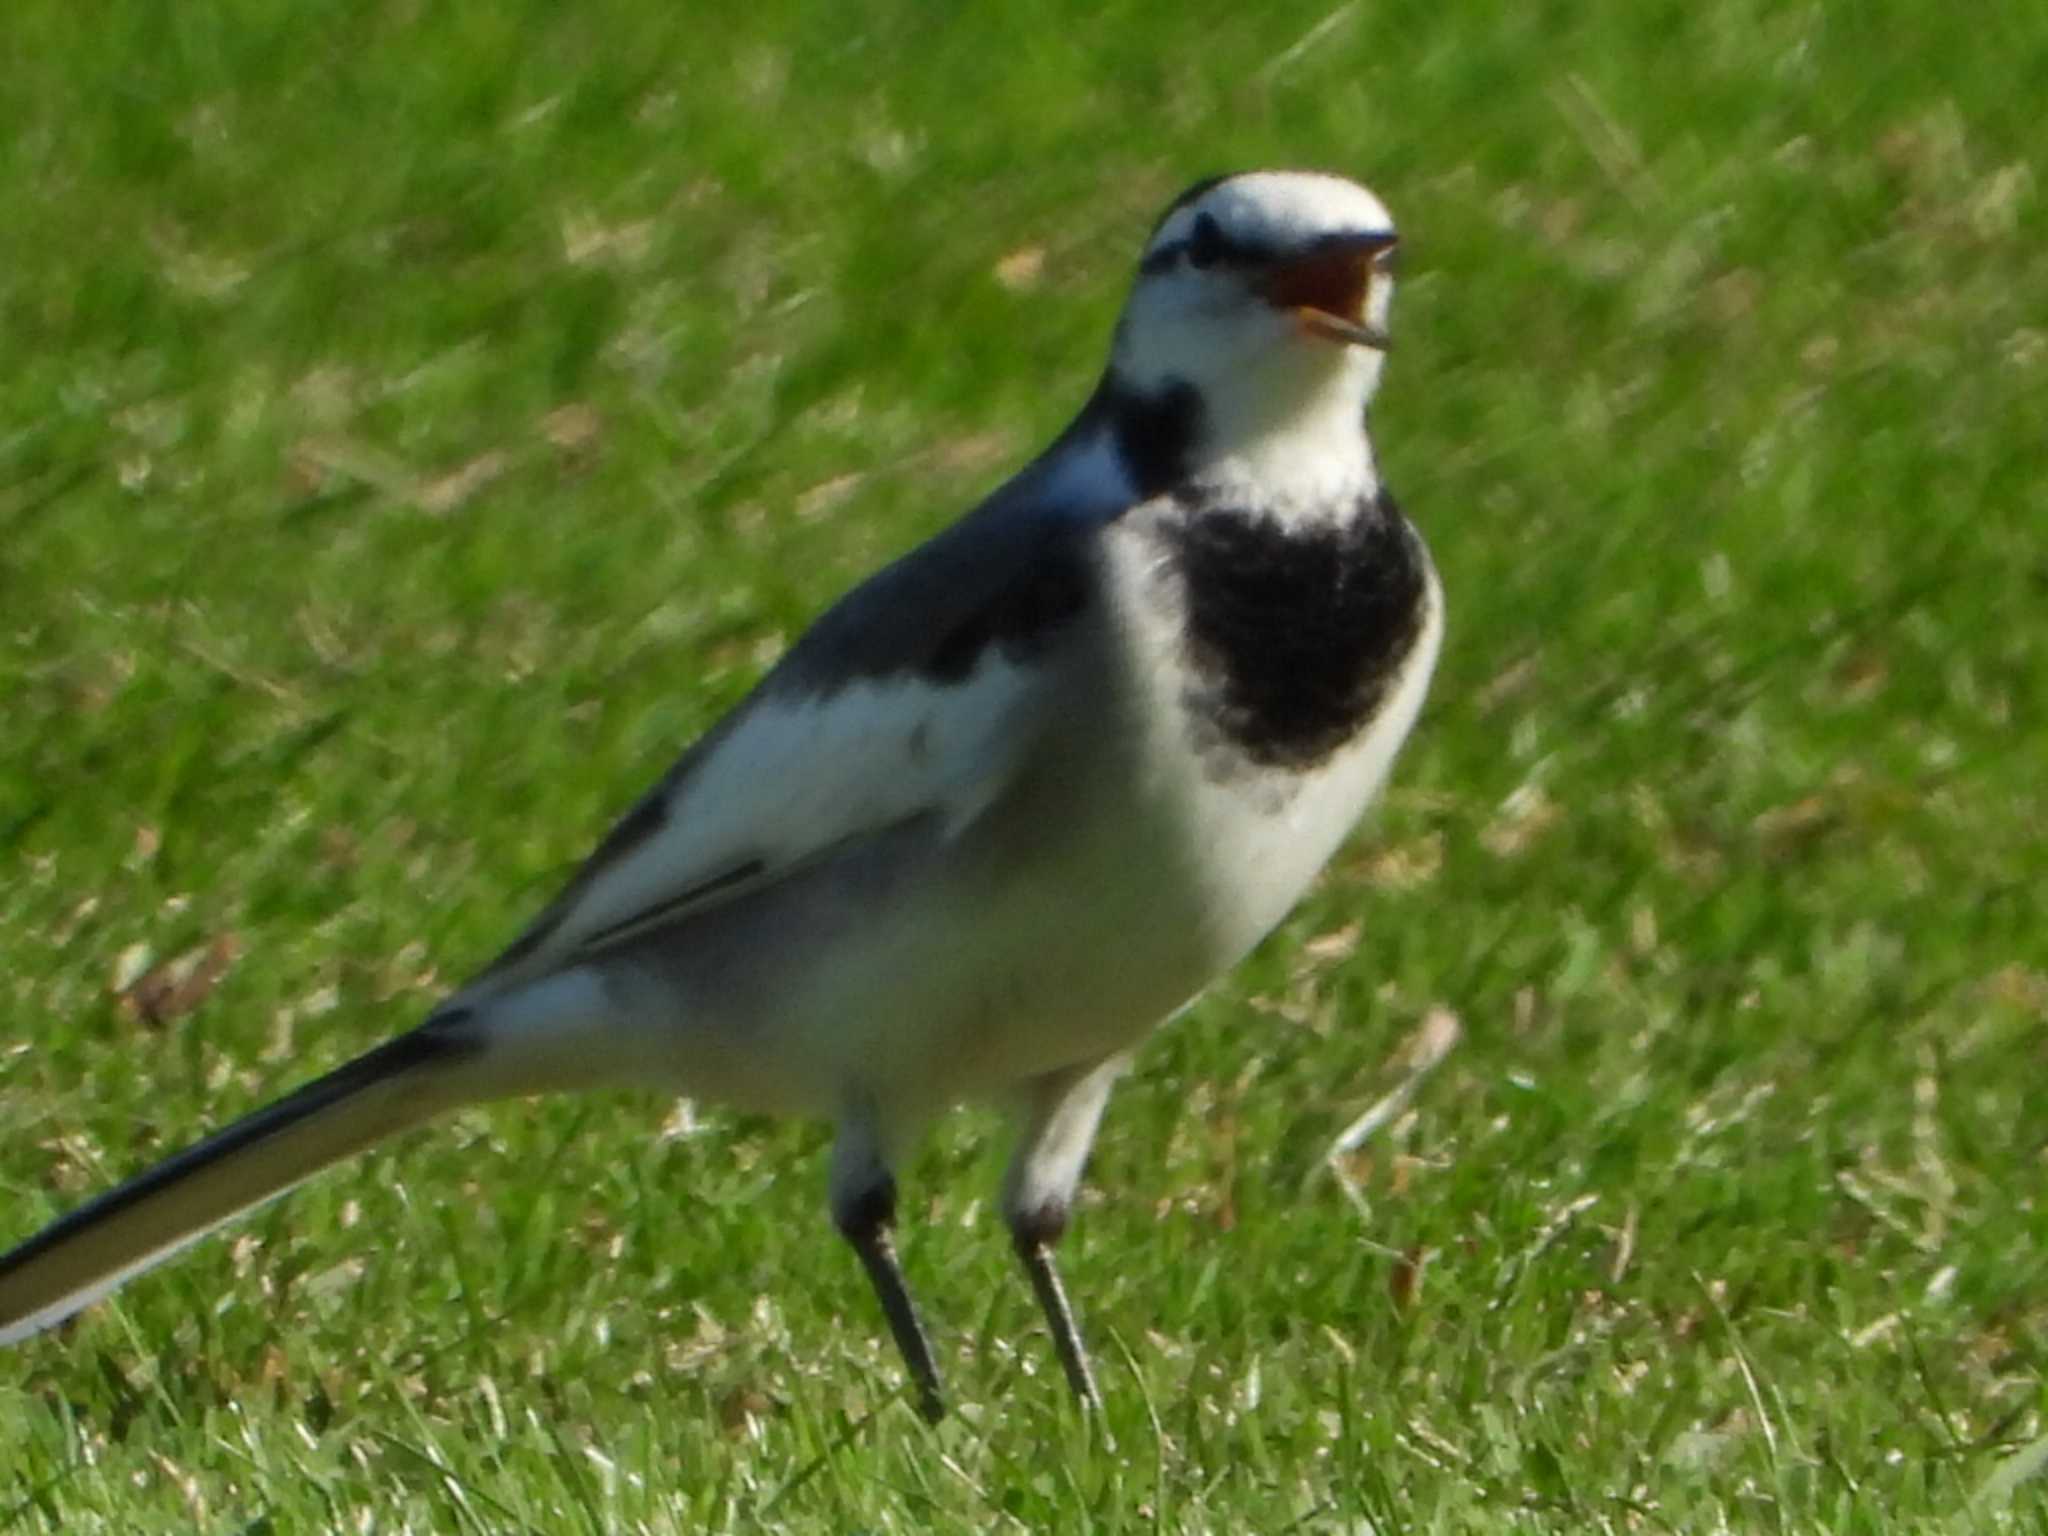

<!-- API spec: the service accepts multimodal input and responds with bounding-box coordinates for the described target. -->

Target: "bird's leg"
[831,1126,946,1423]
[1002,1055,1126,1411]
[1011,1203,1101,1411]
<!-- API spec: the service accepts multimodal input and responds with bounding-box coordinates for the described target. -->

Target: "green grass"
[3,0,2044,1528]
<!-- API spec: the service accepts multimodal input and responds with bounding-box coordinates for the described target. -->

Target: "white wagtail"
[0,170,1442,1421]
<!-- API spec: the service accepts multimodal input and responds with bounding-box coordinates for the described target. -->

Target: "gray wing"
[457,478,1119,999]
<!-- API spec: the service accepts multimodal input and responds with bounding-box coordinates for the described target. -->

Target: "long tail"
[1,1014,490,1344]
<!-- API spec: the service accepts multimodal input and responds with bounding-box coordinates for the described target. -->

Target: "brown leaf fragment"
[795,471,866,522]
[1388,1244,1429,1312]
[560,211,655,268]
[36,1133,102,1197]
[51,896,101,947]
[289,435,415,499]
[1753,796,1837,858]
[415,450,510,516]
[1830,648,1889,703]
[718,1384,774,1435]
[1300,921,1362,968]
[541,403,604,469]
[993,245,1045,290]
[1404,1005,1464,1074]
[1480,784,1560,857]
[928,430,1014,478]
[1705,268,1762,324]
[1360,832,1443,890]
[1985,965,2047,1018]
[118,933,243,1027]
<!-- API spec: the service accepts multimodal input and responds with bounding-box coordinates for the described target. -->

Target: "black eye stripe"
[1137,226,1396,278]
[1136,231,1281,276]
[1139,218,1266,274]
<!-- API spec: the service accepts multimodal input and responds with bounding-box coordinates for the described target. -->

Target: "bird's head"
[1106,172,1399,489]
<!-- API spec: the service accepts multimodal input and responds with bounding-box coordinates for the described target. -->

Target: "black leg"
[836,1177,946,1423]
[1002,1057,1123,1411]
[1011,1204,1102,1411]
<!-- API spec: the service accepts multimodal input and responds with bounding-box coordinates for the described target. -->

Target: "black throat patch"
[1162,487,1430,773]
[1102,374,1204,499]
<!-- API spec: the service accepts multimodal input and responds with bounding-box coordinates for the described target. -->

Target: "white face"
[1112,172,1400,420]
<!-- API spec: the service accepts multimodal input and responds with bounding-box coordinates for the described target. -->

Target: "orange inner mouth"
[1262,248,1372,324]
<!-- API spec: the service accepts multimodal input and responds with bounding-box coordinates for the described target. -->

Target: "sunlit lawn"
[2,0,2043,1529]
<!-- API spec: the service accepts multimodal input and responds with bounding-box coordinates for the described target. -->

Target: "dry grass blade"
[1326,1006,1462,1160]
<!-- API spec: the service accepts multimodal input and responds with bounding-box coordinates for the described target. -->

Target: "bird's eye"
[1186,213,1225,270]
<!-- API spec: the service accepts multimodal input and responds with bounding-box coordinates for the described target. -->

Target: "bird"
[0,169,1442,1422]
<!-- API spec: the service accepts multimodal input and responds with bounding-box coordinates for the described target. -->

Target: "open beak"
[1261,231,1399,351]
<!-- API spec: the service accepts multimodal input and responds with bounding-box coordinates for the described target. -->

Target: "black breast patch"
[1164,488,1430,772]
